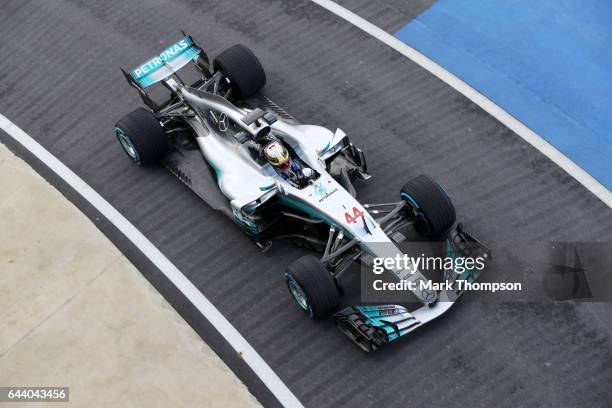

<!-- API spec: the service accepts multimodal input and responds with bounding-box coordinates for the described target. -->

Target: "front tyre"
[114,108,169,166]
[401,175,456,237]
[284,255,340,319]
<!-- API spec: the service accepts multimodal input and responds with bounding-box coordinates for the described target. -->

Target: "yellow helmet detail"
[264,141,290,170]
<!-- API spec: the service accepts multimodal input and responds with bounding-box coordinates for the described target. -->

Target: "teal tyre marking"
[400,192,420,209]
[115,127,141,164]
[283,272,314,318]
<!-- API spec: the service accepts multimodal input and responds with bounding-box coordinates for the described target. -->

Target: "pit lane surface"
[1,1,611,407]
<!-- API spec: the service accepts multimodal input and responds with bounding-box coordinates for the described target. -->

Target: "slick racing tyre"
[213,44,266,98]
[284,255,340,319]
[401,175,456,237]
[114,108,169,166]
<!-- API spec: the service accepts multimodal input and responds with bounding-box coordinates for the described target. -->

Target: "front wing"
[334,225,490,352]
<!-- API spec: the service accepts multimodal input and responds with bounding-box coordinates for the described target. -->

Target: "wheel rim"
[115,127,140,164]
[287,279,309,311]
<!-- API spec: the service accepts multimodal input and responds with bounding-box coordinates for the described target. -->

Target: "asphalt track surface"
[1,1,611,407]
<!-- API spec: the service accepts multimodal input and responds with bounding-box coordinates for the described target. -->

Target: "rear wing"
[127,35,201,88]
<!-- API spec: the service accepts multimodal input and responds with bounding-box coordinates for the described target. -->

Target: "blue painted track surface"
[396,0,612,188]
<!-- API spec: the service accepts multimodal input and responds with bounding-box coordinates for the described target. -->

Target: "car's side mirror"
[263,112,278,125]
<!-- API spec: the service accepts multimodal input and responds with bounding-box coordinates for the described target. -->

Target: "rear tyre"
[114,108,169,166]
[401,175,456,237]
[213,44,266,98]
[284,255,340,319]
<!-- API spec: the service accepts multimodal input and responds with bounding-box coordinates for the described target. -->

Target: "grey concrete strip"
[0,143,260,408]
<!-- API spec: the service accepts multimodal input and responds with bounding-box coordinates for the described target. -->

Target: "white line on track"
[311,0,612,209]
[0,114,303,408]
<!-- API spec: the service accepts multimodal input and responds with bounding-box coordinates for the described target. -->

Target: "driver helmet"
[263,141,291,171]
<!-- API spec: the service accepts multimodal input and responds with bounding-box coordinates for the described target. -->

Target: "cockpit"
[205,106,320,189]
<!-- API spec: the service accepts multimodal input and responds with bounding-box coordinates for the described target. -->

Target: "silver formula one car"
[114,34,490,352]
